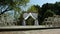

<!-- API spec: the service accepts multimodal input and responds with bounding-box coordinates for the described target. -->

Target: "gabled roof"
[23,13,38,20]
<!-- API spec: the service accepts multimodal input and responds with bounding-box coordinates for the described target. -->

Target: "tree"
[41,3,54,14]
[43,10,55,18]
[27,5,38,12]
[0,0,30,15]
[41,2,60,15]
[54,2,60,15]
[39,10,55,25]
[39,3,56,25]
[17,13,23,25]
[27,5,42,25]
[0,0,30,26]
[32,5,42,25]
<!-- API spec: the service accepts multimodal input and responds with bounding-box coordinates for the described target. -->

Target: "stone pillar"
[22,20,26,26]
[34,19,39,26]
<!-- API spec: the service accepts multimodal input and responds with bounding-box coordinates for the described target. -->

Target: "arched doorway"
[25,16,35,25]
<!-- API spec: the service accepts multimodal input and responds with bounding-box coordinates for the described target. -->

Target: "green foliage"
[42,2,60,15]
[40,10,55,25]
[16,13,23,25]
[0,0,30,14]
[44,10,55,18]
[27,5,38,12]
[26,16,35,25]
[0,0,30,19]
[38,2,60,25]
[0,0,29,6]
[27,5,41,25]
[54,2,60,15]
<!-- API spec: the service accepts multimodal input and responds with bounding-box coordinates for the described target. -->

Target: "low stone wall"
[0,29,60,34]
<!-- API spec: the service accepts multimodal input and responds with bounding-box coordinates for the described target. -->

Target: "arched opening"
[25,16,35,25]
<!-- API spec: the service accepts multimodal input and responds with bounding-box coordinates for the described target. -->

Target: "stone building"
[43,15,60,27]
[22,12,39,26]
[0,14,15,26]
[0,11,39,26]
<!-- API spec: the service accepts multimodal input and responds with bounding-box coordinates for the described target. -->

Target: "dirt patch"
[0,29,60,34]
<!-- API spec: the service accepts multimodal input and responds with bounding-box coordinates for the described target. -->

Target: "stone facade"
[22,12,39,26]
[43,15,60,27]
[0,14,15,26]
[0,12,39,26]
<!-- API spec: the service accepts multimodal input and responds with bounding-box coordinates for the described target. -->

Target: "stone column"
[22,20,26,26]
[34,19,39,26]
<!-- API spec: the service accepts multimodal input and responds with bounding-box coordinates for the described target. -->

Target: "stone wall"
[43,15,60,27]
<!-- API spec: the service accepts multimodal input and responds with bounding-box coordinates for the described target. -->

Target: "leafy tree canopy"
[0,0,30,15]
[27,5,39,13]
[44,10,55,18]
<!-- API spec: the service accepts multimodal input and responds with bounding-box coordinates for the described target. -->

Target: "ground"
[0,29,60,34]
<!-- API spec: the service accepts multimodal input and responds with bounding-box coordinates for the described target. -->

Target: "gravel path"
[0,29,60,34]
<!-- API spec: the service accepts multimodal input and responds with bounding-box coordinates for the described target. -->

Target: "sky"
[28,0,60,7]
[22,0,60,11]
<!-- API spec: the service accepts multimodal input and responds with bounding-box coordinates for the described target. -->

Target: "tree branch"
[0,7,12,15]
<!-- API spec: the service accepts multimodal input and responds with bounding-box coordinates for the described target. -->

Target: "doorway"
[25,16,35,25]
